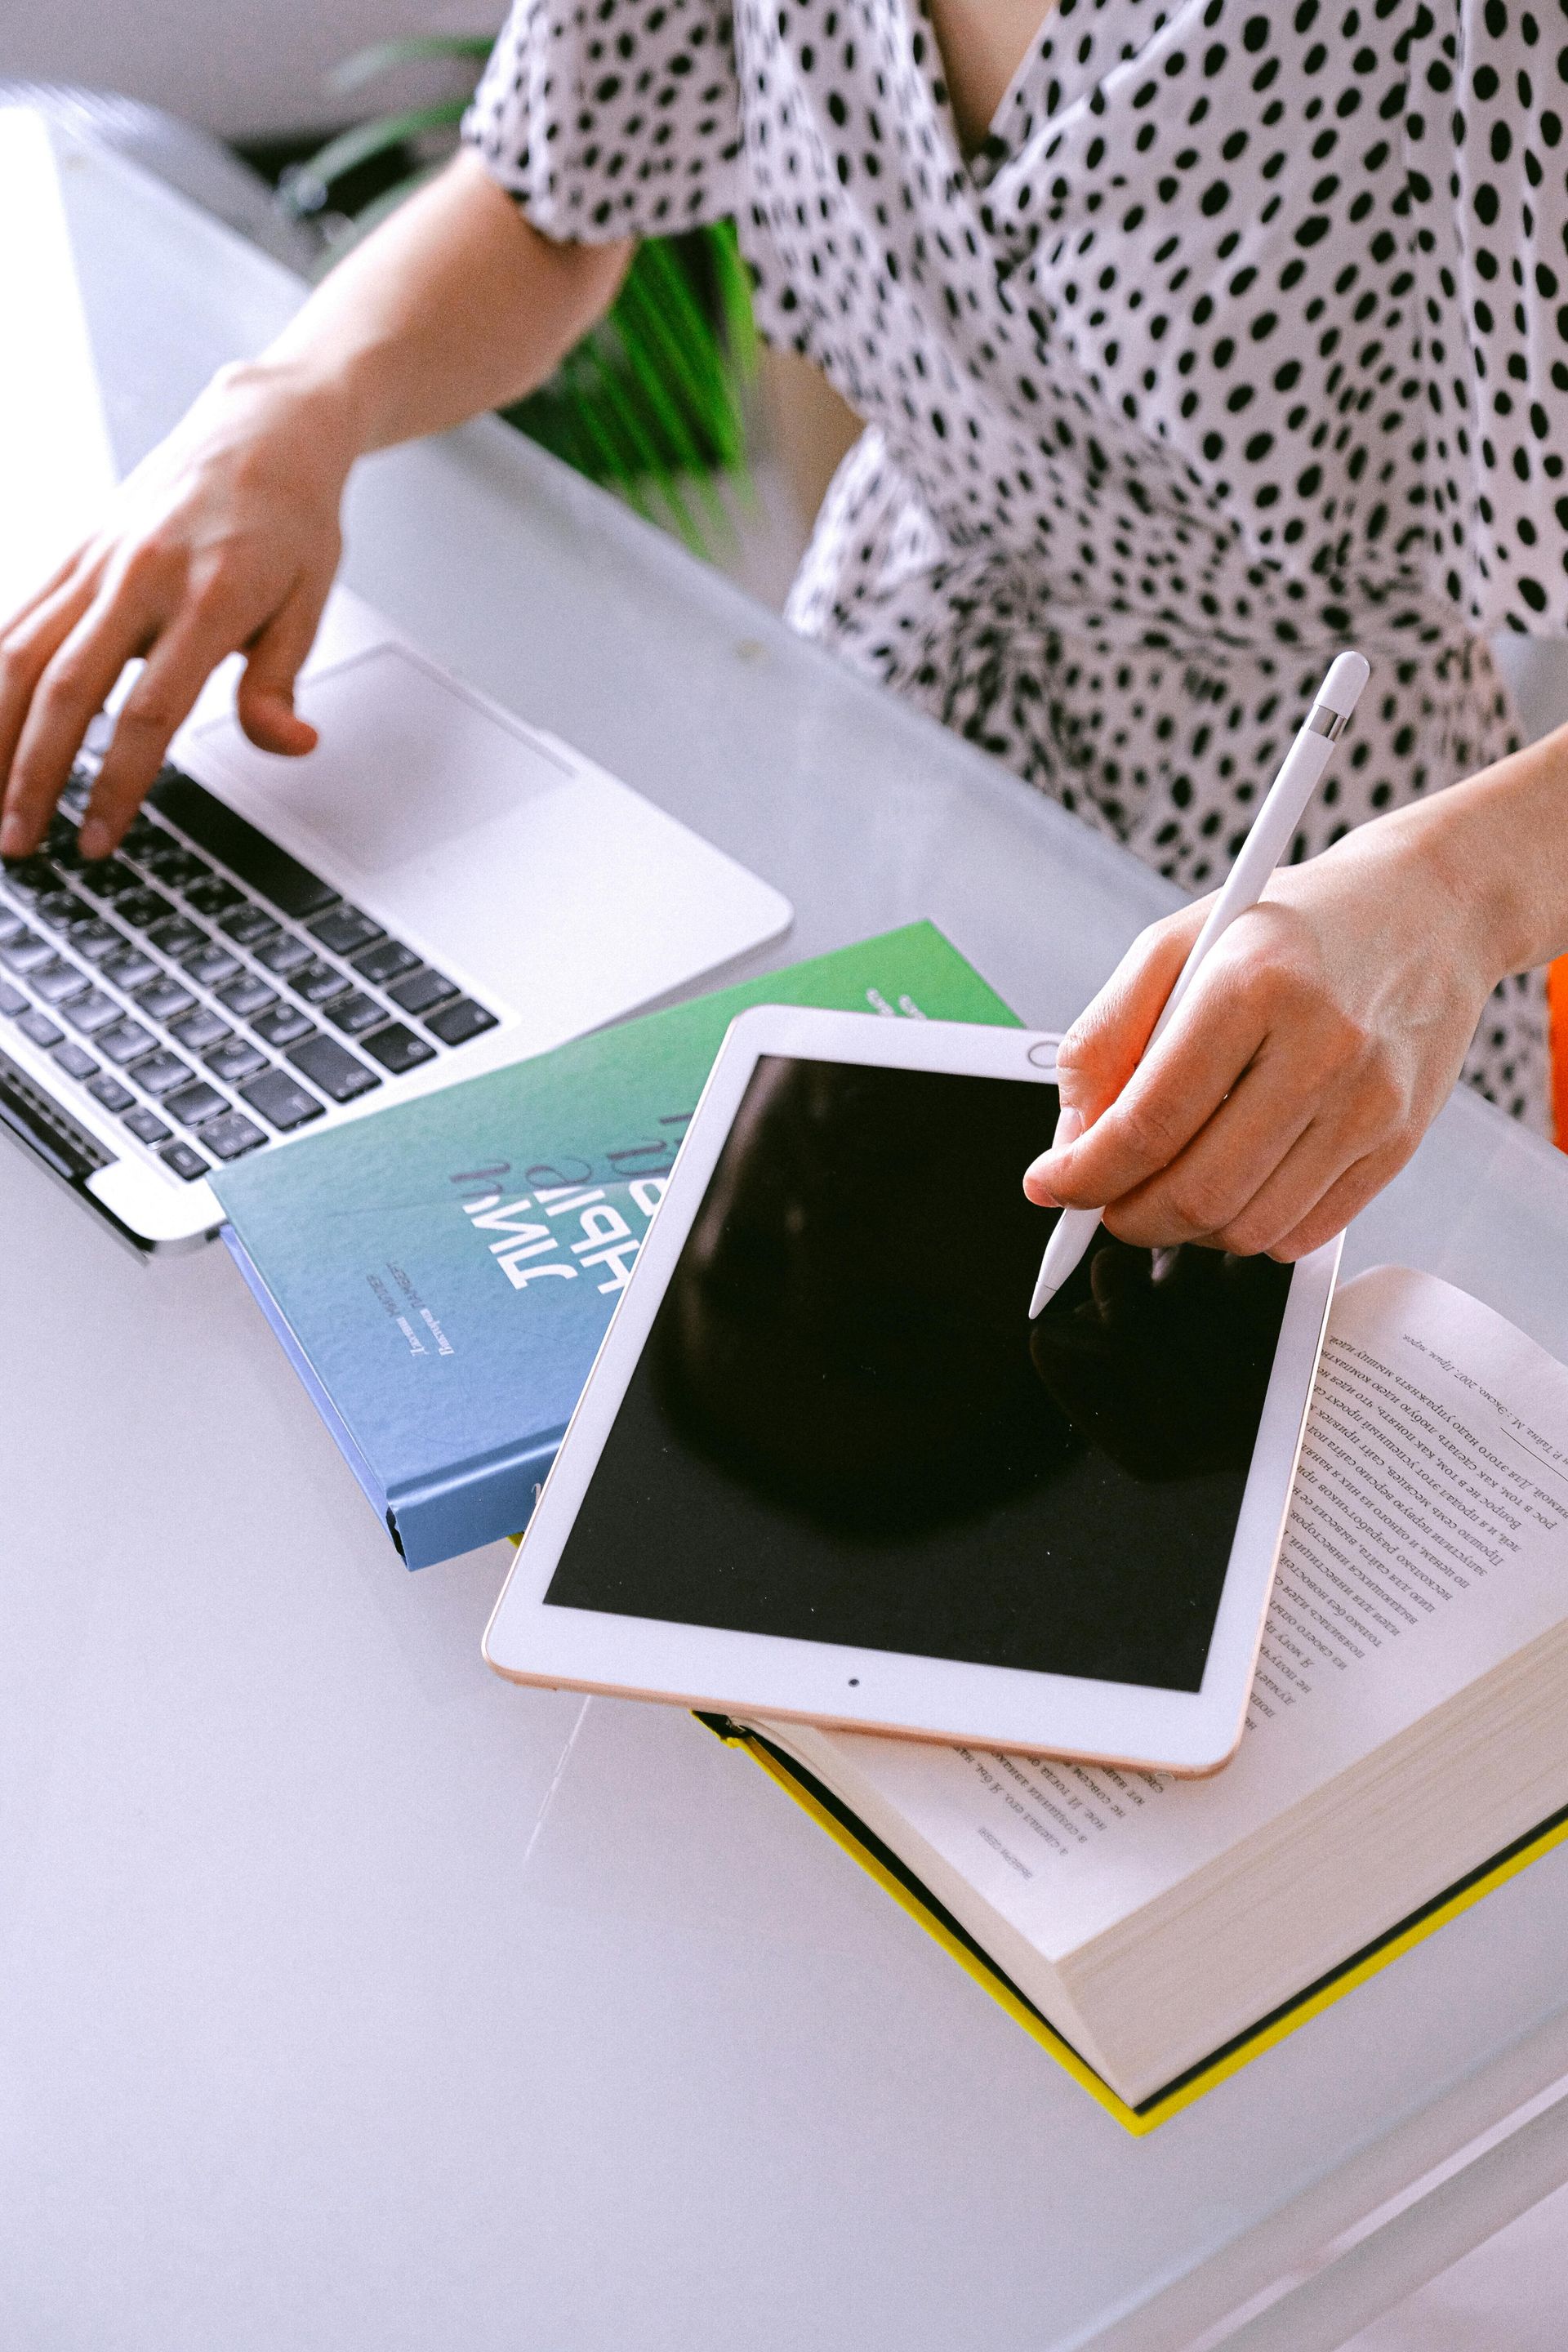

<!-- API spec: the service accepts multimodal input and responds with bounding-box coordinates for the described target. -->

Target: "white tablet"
[483,1008,1340,1771]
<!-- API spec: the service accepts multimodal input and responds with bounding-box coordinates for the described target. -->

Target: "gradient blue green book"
[213,924,1020,1566]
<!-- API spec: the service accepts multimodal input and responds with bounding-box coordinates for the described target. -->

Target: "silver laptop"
[0,110,791,1250]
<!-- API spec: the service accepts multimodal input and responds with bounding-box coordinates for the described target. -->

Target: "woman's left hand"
[1022,805,1508,1262]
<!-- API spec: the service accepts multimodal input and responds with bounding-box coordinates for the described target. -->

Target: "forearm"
[1388,722,1568,982]
[0,154,630,855]
[221,150,630,467]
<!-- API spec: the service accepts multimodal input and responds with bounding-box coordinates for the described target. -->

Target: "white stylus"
[1027,648,1372,1319]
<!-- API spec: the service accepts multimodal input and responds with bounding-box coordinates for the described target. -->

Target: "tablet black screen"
[544,1055,1294,1691]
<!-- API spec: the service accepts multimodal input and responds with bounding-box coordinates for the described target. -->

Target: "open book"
[739,1267,1568,2114]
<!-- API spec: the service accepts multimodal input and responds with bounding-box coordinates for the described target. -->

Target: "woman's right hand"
[0,357,354,862]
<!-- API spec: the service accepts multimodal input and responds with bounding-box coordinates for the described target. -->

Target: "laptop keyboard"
[0,764,497,1186]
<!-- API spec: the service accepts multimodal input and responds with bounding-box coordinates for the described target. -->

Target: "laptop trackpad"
[181,627,792,1049]
[189,644,572,877]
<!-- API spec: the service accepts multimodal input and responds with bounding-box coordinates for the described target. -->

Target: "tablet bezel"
[482,1006,1341,1772]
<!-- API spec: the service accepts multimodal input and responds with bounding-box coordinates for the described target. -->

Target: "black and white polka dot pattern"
[467,0,1565,1128]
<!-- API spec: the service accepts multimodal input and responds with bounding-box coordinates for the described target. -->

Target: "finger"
[1144,1104,1400,1263]
[1205,1070,1420,1258]
[1092,1040,1319,1248]
[1029,961,1270,1212]
[1054,900,1209,1124]
[78,616,241,855]
[234,575,330,756]
[1262,1142,1414,1263]
[1023,1101,1083,1203]
[1,587,149,857]
[0,569,103,837]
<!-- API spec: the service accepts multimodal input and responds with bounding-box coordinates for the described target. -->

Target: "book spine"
[224,1227,564,1570]
[383,1429,567,1569]
[222,1226,393,1534]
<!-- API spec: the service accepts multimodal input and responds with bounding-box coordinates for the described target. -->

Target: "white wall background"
[0,0,494,139]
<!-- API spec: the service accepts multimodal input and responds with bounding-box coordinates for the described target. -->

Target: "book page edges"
[710,1722,1568,2136]
[1058,1620,1568,2091]
[763,1627,1568,2100]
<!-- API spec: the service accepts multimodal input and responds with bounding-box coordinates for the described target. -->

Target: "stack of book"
[212,922,1568,2129]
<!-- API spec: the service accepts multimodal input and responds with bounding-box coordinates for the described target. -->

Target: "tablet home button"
[1026,1040,1055,1067]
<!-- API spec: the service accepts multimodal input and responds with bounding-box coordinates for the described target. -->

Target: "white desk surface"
[8,121,1568,2352]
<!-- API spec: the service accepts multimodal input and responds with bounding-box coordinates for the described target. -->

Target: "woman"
[2,0,1566,1260]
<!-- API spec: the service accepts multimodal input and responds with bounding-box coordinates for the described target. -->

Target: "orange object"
[1552,958,1568,1148]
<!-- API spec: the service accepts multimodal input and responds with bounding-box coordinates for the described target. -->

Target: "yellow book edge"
[697,1714,1568,2136]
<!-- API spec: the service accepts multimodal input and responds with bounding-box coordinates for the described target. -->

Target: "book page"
[773,1267,1568,1955]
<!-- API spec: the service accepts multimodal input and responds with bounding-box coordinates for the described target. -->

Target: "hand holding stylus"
[1020,649,1503,1303]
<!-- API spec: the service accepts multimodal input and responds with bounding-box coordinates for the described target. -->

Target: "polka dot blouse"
[466,0,1566,1125]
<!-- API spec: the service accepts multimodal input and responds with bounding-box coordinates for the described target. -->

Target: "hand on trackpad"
[189,643,573,878]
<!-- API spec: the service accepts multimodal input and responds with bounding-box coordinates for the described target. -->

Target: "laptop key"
[252,1001,315,1047]
[147,915,207,960]
[122,1107,172,1146]
[30,957,90,1006]
[75,858,140,901]
[64,987,123,1035]
[323,989,386,1036]
[185,875,242,917]
[140,845,210,890]
[216,971,278,1018]
[35,889,93,930]
[388,965,459,1016]
[51,1041,99,1081]
[16,1009,64,1048]
[0,907,29,945]
[360,1022,437,1075]
[166,1080,228,1128]
[218,902,281,948]
[0,981,25,1016]
[197,1110,268,1161]
[287,958,351,1006]
[186,948,242,994]
[116,889,176,930]
[204,1036,265,1082]
[183,942,241,989]
[158,1139,211,1182]
[310,907,385,964]
[101,946,161,991]
[0,930,53,972]
[239,1068,326,1131]
[118,815,167,857]
[2,856,59,902]
[131,1051,196,1098]
[256,931,314,977]
[169,1006,232,1054]
[285,1032,381,1102]
[96,1018,158,1065]
[148,770,341,919]
[87,1073,136,1114]
[136,975,198,1023]
[351,938,420,985]
[309,905,385,957]
[63,917,123,962]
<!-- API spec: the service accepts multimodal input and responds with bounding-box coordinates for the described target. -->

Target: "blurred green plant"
[282,33,756,556]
